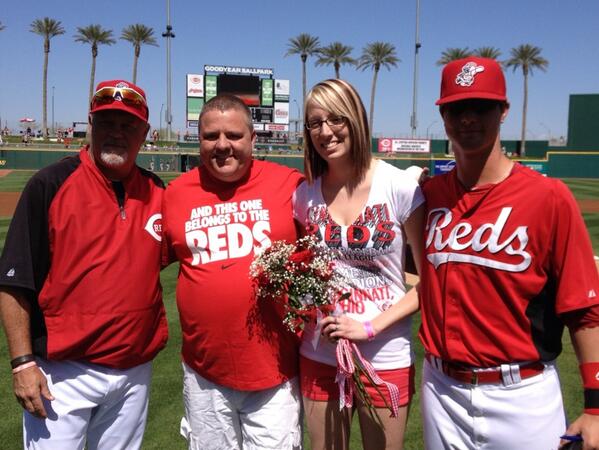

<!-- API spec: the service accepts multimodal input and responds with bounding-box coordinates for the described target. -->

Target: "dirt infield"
[578,199,599,213]
[0,170,13,177]
[0,192,20,217]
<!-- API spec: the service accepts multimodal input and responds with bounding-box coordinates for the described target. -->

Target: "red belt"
[425,354,545,385]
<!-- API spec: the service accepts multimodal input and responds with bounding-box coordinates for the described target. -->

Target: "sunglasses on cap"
[91,86,147,111]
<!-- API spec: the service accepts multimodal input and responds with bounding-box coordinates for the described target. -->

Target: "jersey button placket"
[444,267,462,344]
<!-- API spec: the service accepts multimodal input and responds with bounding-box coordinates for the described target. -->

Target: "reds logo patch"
[144,213,162,242]
[456,62,485,87]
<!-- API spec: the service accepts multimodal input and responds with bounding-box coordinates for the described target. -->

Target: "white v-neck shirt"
[293,160,424,369]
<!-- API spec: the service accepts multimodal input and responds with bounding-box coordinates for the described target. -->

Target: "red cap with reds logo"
[89,79,149,123]
[436,57,507,105]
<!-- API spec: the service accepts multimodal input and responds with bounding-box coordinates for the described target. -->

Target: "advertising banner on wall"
[205,75,218,101]
[187,74,204,98]
[274,102,289,124]
[378,138,431,153]
[274,79,290,101]
[187,97,204,122]
[519,161,548,175]
[433,159,456,175]
[261,79,274,107]
[265,124,289,132]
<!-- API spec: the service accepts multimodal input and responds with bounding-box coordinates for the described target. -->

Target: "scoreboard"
[186,65,290,143]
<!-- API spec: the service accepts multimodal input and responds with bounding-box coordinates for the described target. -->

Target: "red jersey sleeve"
[550,180,599,314]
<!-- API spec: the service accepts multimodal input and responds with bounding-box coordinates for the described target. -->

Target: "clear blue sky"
[1,0,598,140]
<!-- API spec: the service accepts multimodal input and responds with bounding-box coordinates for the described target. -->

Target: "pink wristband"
[12,361,37,374]
[363,321,376,341]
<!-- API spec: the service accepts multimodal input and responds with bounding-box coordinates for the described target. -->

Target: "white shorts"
[421,358,567,450]
[24,359,152,450]
[181,362,302,450]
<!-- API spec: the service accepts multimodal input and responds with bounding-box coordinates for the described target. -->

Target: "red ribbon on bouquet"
[335,338,400,418]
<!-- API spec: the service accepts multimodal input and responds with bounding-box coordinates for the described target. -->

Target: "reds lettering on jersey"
[185,199,271,265]
[425,206,531,272]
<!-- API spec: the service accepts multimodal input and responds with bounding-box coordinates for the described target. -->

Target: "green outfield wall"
[568,94,599,151]
[1,148,598,179]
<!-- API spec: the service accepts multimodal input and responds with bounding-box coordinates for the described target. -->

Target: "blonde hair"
[303,79,371,183]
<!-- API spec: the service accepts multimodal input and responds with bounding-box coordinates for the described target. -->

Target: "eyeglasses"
[305,116,347,131]
[91,86,147,112]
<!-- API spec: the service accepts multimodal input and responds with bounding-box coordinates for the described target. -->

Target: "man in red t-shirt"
[419,57,599,449]
[162,94,304,449]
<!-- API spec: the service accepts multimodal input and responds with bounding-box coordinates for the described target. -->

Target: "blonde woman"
[293,79,425,450]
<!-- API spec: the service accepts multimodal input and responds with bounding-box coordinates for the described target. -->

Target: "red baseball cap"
[436,57,507,105]
[89,80,149,123]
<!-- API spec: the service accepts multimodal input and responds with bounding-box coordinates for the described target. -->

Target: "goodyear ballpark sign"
[204,65,274,76]
[378,138,431,153]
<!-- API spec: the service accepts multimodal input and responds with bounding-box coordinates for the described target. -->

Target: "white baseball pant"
[23,359,152,450]
[421,357,566,450]
[181,362,302,450]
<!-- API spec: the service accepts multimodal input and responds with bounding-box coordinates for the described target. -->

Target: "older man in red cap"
[0,80,168,449]
[419,57,599,449]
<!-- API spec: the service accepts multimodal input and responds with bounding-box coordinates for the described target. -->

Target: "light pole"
[292,99,301,135]
[410,0,421,138]
[426,120,437,139]
[162,0,175,141]
[52,86,55,136]
[160,103,164,135]
[539,122,551,141]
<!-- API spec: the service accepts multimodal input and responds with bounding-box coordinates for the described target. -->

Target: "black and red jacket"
[0,147,168,368]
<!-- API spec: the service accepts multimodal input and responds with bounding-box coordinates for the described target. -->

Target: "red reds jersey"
[0,147,168,368]
[419,164,599,367]
[162,160,304,391]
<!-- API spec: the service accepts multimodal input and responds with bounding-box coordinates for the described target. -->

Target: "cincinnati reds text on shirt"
[305,202,400,313]
[185,199,271,265]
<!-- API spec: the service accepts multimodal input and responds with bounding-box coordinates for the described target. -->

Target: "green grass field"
[0,170,598,449]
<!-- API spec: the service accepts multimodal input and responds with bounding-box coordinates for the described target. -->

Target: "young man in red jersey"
[419,57,599,449]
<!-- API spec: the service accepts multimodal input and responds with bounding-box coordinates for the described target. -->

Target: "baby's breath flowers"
[250,235,347,331]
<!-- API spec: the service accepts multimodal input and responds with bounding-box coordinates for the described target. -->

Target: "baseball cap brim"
[436,91,508,105]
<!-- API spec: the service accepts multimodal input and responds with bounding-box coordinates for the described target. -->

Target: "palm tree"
[121,24,158,84]
[473,46,502,60]
[74,25,116,103]
[315,42,356,79]
[357,42,399,134]
[437,47,472,65]
[30,17,65,137]
[505,44,548,156]
[285,33,320,107]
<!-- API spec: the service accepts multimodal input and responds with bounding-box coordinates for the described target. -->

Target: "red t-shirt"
[163,159,304,390]
[419,164,599,367]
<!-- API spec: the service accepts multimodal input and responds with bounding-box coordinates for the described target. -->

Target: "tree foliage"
[315,42,355,79]
[357,42,399,134]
